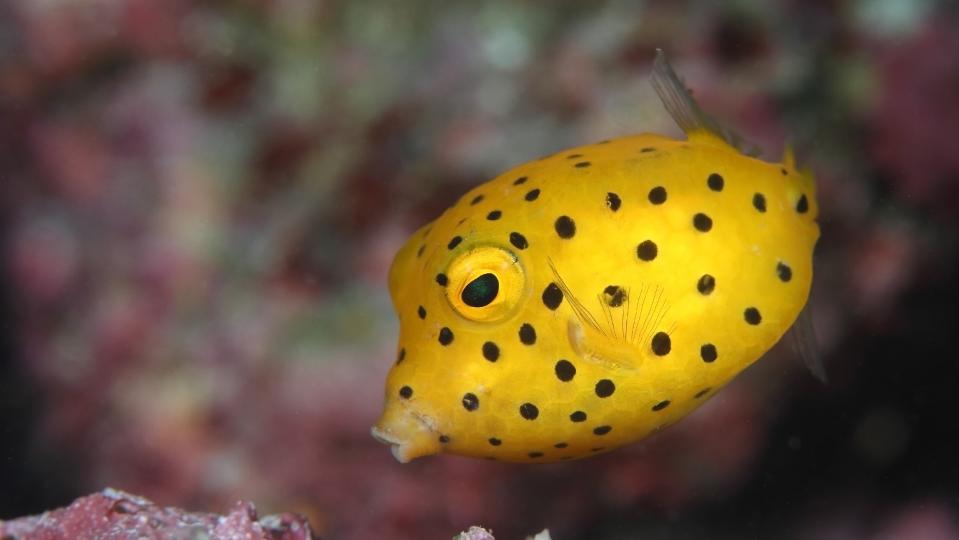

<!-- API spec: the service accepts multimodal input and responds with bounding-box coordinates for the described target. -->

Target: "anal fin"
[788,303,827,383]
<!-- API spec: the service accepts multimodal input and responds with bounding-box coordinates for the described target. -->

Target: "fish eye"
[461,273,499,307]
[444,246,526,322]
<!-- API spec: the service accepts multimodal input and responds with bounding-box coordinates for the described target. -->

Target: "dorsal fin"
[650,49,762,157]
[782,143,797,169]
[783,142,818,197]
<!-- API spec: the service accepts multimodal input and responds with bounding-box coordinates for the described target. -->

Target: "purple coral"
[0,488,315,540]
[1,1,958,539]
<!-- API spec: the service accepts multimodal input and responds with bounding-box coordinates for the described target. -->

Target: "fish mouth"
[370,408,442,463]
[369,426,410,463]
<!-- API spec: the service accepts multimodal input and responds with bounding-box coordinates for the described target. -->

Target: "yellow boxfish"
[371,51,821,464]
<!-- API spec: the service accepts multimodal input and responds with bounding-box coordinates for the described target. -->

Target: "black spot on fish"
[528,452,544,458]
[436,273,448,286]
[693,213,713,232]
[566,153,583,159]
[637,240,658,261]
[510,232,529,250]
[448,236,462,250]
[574,161,591,168]
[570,411,587,422]
[707,173,724,191]
[439,435,450,443]
[487,210,502,221]
[697,274,716,295]
[554,442,568,449]
[648,186,667,205]
[525,189,540,201]
[520,402,539,420]
[603,285,626,307]
[489,437,502,446]
[519,323,537,345]
[417,306,426,319]
[753,193,767,213]
[796,194,809,213]
[651,332,671,355]
[640,147,656,153]
[399,386,413,399]
[555,359,576,382]
[606,192,621,211]
[695,388,712,399]
[700,343,717,363]
[417,244,425,258]
[777,262,792,282]
[593,425,612,435]
[542,282,564,310]
[482,341,500,362]
[652,400,671,411]
[397,348,405,364]
[438,327,455,345]
[744,307,762,325]
[514,176,528,185]
[462,393,479,411]
[555,216,576,239]
[595,379,615,398]
[470,194,484,205]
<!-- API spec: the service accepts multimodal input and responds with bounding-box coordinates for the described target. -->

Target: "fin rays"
[629,283,672,347]
[789,302,827,383]
[549,258,673,351]
[651,49,762,157]
[548,258,604,336]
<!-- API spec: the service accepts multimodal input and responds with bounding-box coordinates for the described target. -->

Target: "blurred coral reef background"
[2,1,959,539]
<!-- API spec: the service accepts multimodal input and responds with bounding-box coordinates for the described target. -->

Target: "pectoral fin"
[549,258,673,372]
[566,317,639,372]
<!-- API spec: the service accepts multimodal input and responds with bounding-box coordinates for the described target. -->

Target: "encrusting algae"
[371,50,822,464]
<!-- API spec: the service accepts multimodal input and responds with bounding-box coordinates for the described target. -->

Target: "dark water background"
[2,1,959,538]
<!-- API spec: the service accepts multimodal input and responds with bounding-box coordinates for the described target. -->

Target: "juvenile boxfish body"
[372,52,821,463]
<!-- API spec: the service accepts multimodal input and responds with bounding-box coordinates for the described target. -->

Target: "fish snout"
[370,407,442,463]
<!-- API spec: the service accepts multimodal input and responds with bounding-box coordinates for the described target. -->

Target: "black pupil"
[461,273,499,307]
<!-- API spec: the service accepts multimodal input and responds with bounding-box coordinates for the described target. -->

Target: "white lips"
[370,406,443,463]
[369,426,411,463]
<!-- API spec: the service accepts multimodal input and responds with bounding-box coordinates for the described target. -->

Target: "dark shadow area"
[0,225,82,519]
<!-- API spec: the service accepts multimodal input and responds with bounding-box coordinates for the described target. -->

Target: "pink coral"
[0,489,314,540]
[2,1,958,539]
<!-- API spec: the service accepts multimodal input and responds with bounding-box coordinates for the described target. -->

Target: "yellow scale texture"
[372,56,820,464]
